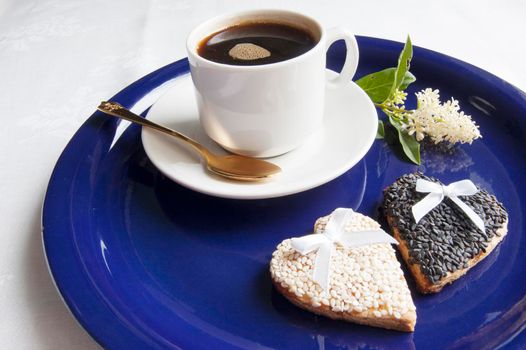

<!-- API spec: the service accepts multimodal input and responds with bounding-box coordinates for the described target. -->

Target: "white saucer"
[142,70,377,199]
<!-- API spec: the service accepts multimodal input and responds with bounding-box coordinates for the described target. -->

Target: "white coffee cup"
[186,9,358,158]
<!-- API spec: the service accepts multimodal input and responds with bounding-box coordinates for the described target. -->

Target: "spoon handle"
[97,101,208,157]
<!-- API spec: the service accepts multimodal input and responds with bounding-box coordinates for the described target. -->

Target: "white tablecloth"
[1,1,524,348]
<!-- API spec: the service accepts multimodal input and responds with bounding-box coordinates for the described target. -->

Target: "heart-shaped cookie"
[383,173,508,294]
[270,209,416,332]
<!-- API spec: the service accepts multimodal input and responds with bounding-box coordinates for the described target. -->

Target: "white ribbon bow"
[412,178,485,232]
[290,208,398,292]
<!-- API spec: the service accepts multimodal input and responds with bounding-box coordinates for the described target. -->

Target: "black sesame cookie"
[383,173,508,294]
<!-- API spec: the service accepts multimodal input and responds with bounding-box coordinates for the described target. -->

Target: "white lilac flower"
[404,114,426,141]
[402,88,481,144]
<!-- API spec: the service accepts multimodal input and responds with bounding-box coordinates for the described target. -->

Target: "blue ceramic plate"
[43,37,526,349]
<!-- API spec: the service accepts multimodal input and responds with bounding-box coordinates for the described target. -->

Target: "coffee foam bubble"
[228,43,271,60]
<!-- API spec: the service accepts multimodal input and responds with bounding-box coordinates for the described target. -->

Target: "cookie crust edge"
[271,277,416,332]
[387,215,508,294]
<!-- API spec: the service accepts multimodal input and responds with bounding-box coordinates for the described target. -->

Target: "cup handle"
[325,27,359,87]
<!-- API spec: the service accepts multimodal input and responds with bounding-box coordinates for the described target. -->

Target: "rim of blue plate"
[42,36,526,349]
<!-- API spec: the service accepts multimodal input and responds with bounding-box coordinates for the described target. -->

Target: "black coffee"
[197,22,316,66]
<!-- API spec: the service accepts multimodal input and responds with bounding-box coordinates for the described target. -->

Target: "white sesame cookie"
[270,212,417,332]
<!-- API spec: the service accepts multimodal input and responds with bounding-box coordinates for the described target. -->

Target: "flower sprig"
[356,36,481,164]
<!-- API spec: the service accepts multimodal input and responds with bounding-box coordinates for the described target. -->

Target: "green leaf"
[390,36,413,96]
[356,68,416,103]
[399,71,416,90]
[398,130,421,164]
[389,116,420,164]
[376,120,385,139]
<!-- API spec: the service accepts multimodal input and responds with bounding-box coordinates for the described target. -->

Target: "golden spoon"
[97,101,281,182]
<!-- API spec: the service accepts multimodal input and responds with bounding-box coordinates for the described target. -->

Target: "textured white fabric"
[0,1,524,348]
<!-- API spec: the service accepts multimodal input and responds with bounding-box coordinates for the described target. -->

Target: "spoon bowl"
[207,154,281,181]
